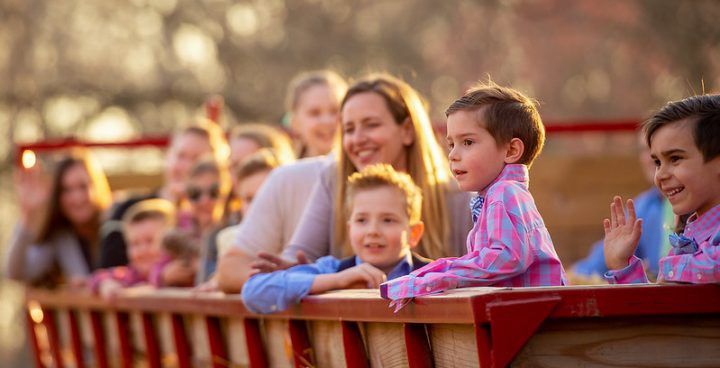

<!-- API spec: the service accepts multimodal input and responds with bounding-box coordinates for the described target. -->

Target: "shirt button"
[425,286,432,292]
[668,270,674,278]
[697,273,702,280]
[270,304,277,311]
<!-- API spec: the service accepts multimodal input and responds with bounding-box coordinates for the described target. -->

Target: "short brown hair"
[236,149,280,182]
[345,164,422,224]
[643,94,720,162]
[445,81,545,166]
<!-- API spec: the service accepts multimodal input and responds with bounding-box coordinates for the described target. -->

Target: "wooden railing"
[25,284,720,368]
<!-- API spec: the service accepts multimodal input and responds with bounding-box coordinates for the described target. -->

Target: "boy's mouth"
[453,169,467,177]
[364,243,385,249]
[665,186,684,198]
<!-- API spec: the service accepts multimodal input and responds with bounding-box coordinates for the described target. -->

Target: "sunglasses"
[187,183,220,202]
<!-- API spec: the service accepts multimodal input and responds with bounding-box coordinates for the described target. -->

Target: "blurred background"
[2,0,719,365]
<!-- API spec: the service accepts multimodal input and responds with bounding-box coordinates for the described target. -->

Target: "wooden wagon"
[25,284,720,367]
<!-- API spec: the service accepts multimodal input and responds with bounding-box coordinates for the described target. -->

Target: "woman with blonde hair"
[229,74,473,291]
[279,73,472,261]
[5,149,113,286]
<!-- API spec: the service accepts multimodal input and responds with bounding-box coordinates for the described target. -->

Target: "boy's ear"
[504,138,524,164]
[407,221,425,248]
[401,117,416,146]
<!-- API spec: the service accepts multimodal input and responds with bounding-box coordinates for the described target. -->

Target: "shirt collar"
[478,164,529,196]
[684,203,720,243]
[354,251,413,281]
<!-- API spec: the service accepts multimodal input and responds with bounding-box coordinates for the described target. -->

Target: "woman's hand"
[14,165,51,229]
[250,251,309,274]
[603,196,643,271]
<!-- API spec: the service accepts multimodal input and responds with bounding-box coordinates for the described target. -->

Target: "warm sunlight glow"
[21,150,36,169]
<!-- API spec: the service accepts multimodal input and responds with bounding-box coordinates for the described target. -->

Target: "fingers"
[256,252,281,264]
[614,196,626,226]
[603,218,611,235]
[626,199,636,223]
[250,260,278,273]
[296,251,309,265]
[359,264,387,288]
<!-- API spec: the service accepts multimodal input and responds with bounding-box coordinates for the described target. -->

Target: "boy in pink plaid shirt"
[381,81,566,309]
[604,94,720,284]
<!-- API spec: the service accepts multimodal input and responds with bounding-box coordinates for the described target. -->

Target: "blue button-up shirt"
[242,253,414,314]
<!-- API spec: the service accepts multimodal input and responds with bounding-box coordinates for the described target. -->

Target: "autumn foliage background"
[2,0,719,365]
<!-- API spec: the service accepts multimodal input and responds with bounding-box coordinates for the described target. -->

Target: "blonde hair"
[333,74,452,259]
[229,123,296,165]
[122,199,176,232]
[285,70,347,113]
[346,164,422,224]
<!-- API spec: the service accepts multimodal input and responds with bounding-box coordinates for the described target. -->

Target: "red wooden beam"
[141,313,162,368]
[89,311,109,368]
[170,314,192,368]
[115,312,133,368]
[243,318,268,368]
[341,321,369,368]
[404,323,433,368]
[288,319,314,368]
[205,316,228,368]
[67,310,86,368]
[42,308,64,368]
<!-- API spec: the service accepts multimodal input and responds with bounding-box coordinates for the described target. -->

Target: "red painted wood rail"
[24,284,720,367]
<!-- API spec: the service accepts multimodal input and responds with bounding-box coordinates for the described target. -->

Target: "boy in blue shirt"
[242,164,429,313]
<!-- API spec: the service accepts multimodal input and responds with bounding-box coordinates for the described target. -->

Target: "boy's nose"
[448,146,459,161]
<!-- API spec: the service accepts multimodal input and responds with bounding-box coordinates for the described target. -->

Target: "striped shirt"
[381,164,567,302]
[605,203,720,284]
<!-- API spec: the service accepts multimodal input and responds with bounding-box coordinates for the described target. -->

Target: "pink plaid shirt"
[606,203,720,284]
[381,164,567,302]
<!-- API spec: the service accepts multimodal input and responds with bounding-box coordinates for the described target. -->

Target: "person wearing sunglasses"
[160,159,232,287]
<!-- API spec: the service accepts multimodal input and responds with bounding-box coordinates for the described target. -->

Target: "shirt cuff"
[379,283,389,299]
[603,256,647,284]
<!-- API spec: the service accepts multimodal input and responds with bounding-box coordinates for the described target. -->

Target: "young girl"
[603,94,720,284]
[285,70,347,158]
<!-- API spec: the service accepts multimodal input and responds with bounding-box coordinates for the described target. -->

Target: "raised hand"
[603,196,643,270]
[14,165,51,228]
[251,251,309,274]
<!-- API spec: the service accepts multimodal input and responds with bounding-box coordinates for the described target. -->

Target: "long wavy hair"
[37,149,112,244]
[333,73,452,259]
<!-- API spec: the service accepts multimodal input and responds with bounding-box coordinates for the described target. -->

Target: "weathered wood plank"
[365,322,408,368]
[430,323,479,368]
[513,316,720,367]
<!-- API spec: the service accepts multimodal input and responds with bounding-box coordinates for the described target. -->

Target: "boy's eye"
[669,155,681,163]
[383,217,396,223]
[653,159,661,167]
[463,139,473,146]
[447,141,454,149]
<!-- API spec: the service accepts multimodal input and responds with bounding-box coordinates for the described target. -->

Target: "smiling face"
[347,186,421,274]
[650,119,720,216]
[59,163,98,226]
[342,92,414,172]
[446,110,508,192]
[292,84,340,157]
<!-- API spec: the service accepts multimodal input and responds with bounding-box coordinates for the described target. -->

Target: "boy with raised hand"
[242,164,429,313]
[604,94,720,284]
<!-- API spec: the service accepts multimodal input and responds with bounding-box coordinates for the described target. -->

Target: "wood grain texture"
[512,316,720,367]
[262,319,293,368]
[430,324,479,368]
[225,318,250,367]
[365,323,408,368]
[309,320,346,368]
